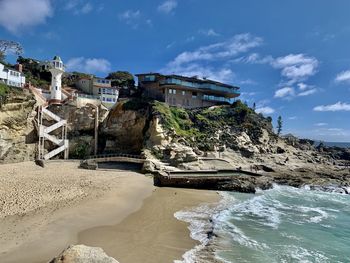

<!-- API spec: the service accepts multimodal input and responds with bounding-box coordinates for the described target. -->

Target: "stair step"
[42,107,62,122]
[43,120,66,134]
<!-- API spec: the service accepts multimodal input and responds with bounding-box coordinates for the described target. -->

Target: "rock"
[49,245,119,263]
[35,159,45,168]
[142,160,156,173]
[79,160,97,170]
[276,146,286,154]
[101,102,148,153]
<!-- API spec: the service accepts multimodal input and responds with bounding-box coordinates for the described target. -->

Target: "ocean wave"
[174,185,350,263]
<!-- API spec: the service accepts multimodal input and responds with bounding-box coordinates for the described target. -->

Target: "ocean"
[175,185,350,263]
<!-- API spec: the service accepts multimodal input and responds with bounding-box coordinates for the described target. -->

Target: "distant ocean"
[175,185,350,263]
[314,141,350,148]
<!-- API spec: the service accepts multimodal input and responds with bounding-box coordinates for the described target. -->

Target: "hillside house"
[0,63,26,88]
[136,73,240,108]
[76,77,119,109]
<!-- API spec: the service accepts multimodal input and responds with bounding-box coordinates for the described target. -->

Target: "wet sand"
[0,161,220,263]
[78,187,220,263]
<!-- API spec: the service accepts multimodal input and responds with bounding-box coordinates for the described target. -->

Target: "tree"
[277,115,283,135]
[106,71,135,88]
[0,40,23,62]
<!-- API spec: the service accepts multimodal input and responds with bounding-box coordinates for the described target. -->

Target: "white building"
[0,62,26,88]
[48,56,65,102]
[76,77,119,109]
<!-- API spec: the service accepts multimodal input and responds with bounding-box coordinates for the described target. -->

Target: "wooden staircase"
[37,106,69,160]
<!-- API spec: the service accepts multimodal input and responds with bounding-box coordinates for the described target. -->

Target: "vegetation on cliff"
[152,100,274,151]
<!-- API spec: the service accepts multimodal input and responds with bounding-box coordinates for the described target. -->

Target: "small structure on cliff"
[47,56,65,104]
[37,56,69,160]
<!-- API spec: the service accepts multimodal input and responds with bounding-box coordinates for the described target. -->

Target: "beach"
[0,161,220,263]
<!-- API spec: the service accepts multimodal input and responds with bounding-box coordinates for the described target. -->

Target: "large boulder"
[49,245,119,263]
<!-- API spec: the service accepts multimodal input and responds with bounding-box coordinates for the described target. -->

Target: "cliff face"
[44,103,109,158]
[0,91,37,163]
[100,101,149,154]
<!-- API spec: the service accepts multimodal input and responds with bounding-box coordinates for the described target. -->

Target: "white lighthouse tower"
[49,56,65,103]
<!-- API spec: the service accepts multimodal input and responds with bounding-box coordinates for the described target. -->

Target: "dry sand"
[0,161,220,263]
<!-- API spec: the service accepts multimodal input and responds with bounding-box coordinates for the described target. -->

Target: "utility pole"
[94,105,99,155]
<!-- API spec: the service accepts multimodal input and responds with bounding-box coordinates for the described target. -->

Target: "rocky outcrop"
[101,102,149,154]
[44,103,108,157]
[49,245,119,263]
[0,91,37,163]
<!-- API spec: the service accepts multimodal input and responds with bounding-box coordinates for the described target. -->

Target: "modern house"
[0,62,26,88]
[76,77,119,109]
[136,73,240,108]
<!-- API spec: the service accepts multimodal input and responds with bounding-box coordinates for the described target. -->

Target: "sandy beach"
[0,161,220,263]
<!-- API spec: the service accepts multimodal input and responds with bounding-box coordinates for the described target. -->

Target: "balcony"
[203,95,232,103]
[160,78,240,96]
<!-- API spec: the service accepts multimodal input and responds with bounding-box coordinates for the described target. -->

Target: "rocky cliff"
[0,90,37,163]
[102,99,349,192]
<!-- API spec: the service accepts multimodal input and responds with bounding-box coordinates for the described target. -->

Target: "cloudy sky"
[0,0,350,142]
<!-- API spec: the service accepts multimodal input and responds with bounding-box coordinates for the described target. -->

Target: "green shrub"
[0,83,9,96]
[73,143,90,159]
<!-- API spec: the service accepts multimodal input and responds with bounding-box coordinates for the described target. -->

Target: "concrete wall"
[76,97,101,108]
[76,79,92,94]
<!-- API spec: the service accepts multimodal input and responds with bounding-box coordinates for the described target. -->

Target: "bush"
[73,143,90,159]
[0,83,9,96]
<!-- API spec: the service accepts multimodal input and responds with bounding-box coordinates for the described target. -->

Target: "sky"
[0,0,350,142]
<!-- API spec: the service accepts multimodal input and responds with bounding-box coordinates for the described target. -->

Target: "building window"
[182,91,185,96]
[144,75,156,81]
[168,89,172,94]
[173,89,176,94]
[192,92,197,99]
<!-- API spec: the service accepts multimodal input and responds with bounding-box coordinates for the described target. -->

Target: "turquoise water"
[175,185,350,263]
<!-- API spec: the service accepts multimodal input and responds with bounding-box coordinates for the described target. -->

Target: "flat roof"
[136,72,239,90]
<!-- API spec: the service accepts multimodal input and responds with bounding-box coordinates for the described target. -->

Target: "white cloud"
[162,33,262,84]
[163,63,235,83]
[297,88,317,96]
[119,9,140,21]
[288,116,297,120]
[80,2,93,14]
[256,106,275,115]
[234,53,273,64]
[297,83,308,90]
[272,54,319,84]
[158,0,177,14]
[64,0,93,15]
[199,29,220,37]
[315,123,328,126]
[313,102,350,112]
[66,57,111,74]
[118,10,150,29]
[335,70,350,84]
[0,0,52,34]
[274,87,295,98]
[169,33,263,67]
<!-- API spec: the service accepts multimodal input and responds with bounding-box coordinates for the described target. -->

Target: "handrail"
[84,153,146,160]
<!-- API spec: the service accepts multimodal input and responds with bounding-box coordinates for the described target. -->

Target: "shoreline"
[78,187,221,263]
[0,161,220,263]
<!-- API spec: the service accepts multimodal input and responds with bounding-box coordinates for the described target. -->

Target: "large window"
[192,92,197,99]
[144,75,156,81]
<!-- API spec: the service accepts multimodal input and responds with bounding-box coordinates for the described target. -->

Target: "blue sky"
[0,0,350,142]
